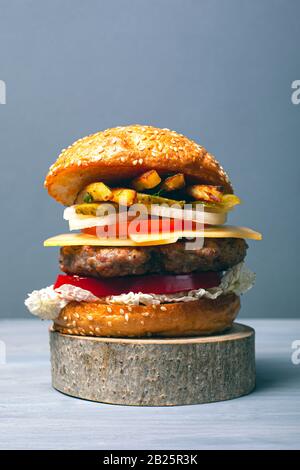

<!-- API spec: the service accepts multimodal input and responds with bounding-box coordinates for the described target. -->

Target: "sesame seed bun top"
[45,124,233,206]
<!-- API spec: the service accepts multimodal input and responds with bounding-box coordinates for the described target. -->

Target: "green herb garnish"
[83,192,93,203]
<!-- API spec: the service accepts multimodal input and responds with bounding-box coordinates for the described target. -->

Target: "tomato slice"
[82,217,201,237]
[54,271,221,298]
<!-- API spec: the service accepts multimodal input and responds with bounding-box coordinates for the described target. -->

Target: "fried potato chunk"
[111,188,137,206]
[132,170,161,191]
[161,173,185,192]
[76,182,112,203]
[187,185,223,203]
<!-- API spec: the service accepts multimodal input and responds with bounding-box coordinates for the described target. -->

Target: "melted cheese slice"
[130,225,262,242]
[44,233,179,247]
[44,225,262,247]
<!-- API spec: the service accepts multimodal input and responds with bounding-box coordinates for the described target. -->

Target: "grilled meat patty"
[59,238,247,278]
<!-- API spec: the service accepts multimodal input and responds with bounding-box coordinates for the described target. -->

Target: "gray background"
[0,0,299,319]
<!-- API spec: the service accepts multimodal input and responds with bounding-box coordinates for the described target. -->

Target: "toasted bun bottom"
[53,294,240,337]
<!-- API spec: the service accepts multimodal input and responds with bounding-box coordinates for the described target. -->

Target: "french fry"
[187,185,223,203]
[76,182,112,203]
[132,170,161,191]
[161,173,185,192]
[111,188,137,206]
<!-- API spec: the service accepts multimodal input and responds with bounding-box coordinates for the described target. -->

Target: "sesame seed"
[120,308,125,315]
[67,329,73,334]
[133,160,138,165]
[107,321,112,327]
[107,306,112,313]
[139,158,143,164]
[127,306,132,312]
[140,320,144,325]
[160,306,167,311]
[75,313,80,319]
[63,316,67,321]
[120,156,125,162]
[72,320,77,326]
[125,313,129,322]
[87,315,94,321]
[142,312,150,317]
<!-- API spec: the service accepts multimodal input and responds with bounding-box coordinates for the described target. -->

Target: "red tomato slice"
[54,272,221,298]
[82,217,202,237]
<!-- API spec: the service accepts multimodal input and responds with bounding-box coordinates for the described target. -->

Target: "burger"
[25,124,261,337]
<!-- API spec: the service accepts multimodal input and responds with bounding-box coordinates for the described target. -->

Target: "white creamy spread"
[24,263,255,320]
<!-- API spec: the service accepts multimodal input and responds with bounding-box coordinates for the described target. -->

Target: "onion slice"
[64,205,227,230]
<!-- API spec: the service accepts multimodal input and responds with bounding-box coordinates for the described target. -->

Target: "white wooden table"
[0,319,299,450]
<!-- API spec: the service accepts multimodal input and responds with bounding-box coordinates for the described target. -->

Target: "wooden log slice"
[49,323,255,406]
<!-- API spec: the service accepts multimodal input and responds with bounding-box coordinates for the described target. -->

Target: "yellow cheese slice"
[130,225,262,242]
[44,233,179,247]
[44,225,262,247]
